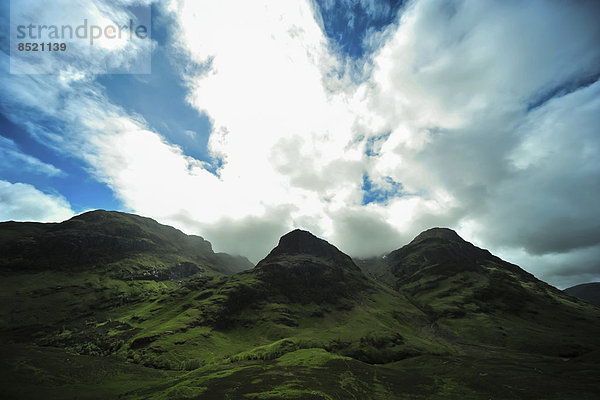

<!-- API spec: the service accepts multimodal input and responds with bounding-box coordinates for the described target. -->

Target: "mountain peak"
[72,209,113,218]
[254,229,363,303]
[260,229,358,271]
[268,229,339,258]
[411,227,465,244]
[69,209,156,225]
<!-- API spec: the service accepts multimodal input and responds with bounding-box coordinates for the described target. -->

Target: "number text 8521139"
[17,42,67,51]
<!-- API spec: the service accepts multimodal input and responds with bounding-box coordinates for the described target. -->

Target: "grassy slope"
[3,263,600,399]
[1,343,176,400]
[1,266,452,364]
[3,345,600,400]
[0,252,459,399]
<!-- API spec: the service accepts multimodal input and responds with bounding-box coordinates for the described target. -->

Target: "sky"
[1,0,599,289]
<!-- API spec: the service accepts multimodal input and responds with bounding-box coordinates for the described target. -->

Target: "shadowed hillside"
[0,210,253,276]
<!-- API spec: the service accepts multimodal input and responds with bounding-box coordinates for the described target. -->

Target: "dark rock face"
[410,227,466,244]
[254,259,362,304]
[263,229,359,271]
[159,262,204,281]
[130,262,204,281]
[252,230,366,303]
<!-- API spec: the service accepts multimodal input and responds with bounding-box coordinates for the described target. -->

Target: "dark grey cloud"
[469,82,600,255]
[329,207,408,257]
[169,207,295,264]
[495,245,600,289]
[271,135,364,194]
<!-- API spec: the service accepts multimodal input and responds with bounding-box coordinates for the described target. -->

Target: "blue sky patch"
[97,6,214,166]
[361,174,404,205]
[0,114,122,212]
[365,131,391,157]
[315,0,405,58]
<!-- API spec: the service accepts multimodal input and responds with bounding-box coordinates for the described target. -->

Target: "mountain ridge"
[258,228,360,271]
[0,209,253,277]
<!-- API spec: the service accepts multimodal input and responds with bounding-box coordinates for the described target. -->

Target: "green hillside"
[1,213,599,399]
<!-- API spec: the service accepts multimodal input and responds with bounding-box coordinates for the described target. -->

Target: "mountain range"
[1,210,599,399]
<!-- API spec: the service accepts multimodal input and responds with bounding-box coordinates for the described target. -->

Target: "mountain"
[175,228,440,361]
[565,282,600,306]
[0,209,253,277]
[262,229,359,268]
[1,214,600,400]
[358,227,600,358]
[252,229,366,303]
[0,210,251,353]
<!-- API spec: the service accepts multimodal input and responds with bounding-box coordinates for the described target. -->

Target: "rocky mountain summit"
[261,229,359,270]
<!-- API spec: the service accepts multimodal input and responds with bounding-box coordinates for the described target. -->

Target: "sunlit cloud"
[0,180,74,222]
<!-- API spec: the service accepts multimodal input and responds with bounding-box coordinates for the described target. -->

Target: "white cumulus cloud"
[0,180,74,222]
